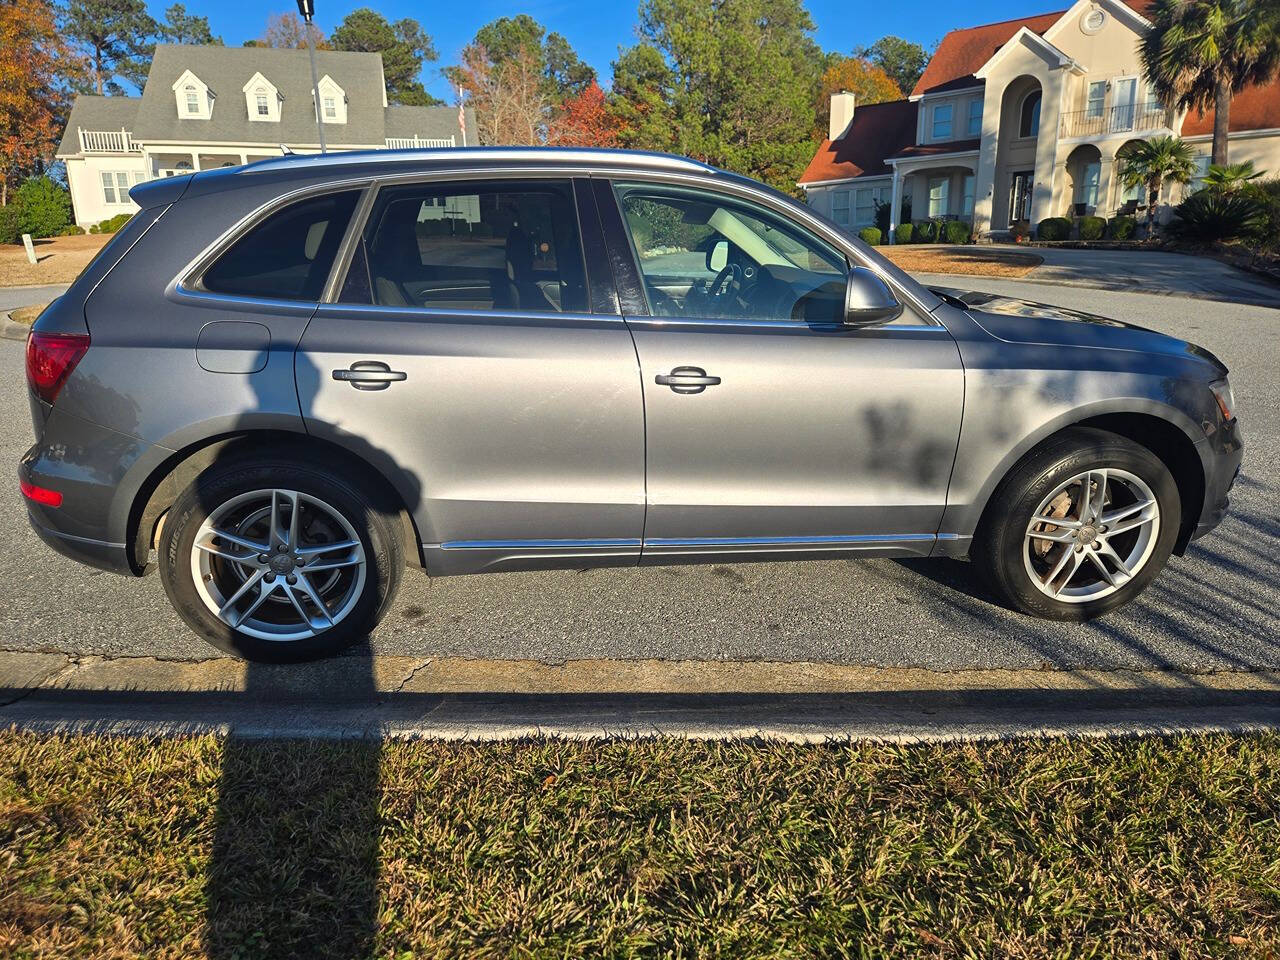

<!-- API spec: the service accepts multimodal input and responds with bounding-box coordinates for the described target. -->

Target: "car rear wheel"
[159,458,403,661]
[975,427,1181,621]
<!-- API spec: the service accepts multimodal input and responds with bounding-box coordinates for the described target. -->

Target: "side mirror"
[706,239,729,273]
[844,266,903,327]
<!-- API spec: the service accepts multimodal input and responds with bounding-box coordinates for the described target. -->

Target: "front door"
[1009,171,1035,227]
[603,180,964,563]
[298,177,645,575]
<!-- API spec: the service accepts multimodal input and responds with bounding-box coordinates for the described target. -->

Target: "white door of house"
[1112,78,1137,131]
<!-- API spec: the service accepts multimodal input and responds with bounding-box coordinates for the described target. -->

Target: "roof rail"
[241,145,717,175]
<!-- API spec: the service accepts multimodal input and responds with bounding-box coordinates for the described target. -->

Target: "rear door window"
[343,180,588,314]
[202,190,360,301]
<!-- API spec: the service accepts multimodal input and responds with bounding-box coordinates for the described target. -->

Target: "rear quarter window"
[201,190,359,301]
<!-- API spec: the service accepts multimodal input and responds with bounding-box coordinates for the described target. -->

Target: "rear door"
[297,176,645,574]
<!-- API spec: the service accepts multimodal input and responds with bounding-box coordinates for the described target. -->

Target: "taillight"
[20,480,63,508]
[26,331,90,405]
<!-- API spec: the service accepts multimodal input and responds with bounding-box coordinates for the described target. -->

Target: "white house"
[57,44,477,228]
[800,0,1280,239]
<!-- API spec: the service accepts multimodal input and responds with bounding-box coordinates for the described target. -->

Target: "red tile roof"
[910,10,1065,97]
[797,100,918,184]
[1180,78,1280,136]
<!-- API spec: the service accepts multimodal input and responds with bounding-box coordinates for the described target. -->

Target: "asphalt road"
[2,279,1277,669]
[0,284,68,313]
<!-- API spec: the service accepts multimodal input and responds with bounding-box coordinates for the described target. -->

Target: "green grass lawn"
[2,732,1279,958]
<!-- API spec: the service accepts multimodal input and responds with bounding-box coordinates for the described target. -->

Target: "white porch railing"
[78,127,141,154]
[385,135,456,149]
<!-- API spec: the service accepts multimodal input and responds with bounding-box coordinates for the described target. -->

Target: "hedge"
[1108,216,1137,241]
[894,223,914,244]
[914,220,938,243]
[944,220,971,244]
[0,204,21,245]
[15,177,71,239]
[858,226,882,246]
[1076,216,1106,241]
[1037,217,1072,241]
[89,213,133,234]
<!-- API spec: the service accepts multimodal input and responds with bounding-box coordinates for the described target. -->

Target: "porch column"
[888,166,903,244]
[1096,156,1116,219]
[240,152,248,165]
[190,152,201,171]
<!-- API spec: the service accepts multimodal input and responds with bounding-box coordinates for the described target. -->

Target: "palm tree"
[1118,135,1197,238]
[1202,159,1265,191]
[1140,0,1280,166]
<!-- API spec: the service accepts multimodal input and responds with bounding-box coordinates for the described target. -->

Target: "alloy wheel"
[189,488,367,641]
[1022,468,1160,603]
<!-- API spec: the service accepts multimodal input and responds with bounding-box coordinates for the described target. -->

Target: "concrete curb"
[4,652,1280,742]
[0,311,28,341]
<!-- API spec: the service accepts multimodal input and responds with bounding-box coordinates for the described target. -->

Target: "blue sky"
[174,1,1070,101]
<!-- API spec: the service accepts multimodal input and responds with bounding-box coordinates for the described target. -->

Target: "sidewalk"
[5,651,1280,742]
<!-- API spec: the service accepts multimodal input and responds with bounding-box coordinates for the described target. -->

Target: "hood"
[932,287,1229,376]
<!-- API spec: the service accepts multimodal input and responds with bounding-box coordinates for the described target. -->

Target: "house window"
[323,96,337,120]
[854,187,877,226]
[966,99,983,137]
[831,190,850,225]
[185,85,200,114]
[100,171,133,205]
[931,104,953,140]
[1019,91,1041,137]
[1191,155,1211,192]
[1086,81,1106,118]
[962,174,975,216]
[1078,162,1101,206]
[256,91,270,116]
[927,176,950,217]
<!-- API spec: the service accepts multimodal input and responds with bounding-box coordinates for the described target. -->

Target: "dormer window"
[172,70,213,119]
[313,75,347,125]
[243,72,281,122]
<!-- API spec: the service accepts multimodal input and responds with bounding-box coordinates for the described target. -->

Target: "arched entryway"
[991,76,1043,230]
[1113,139,1148,218]
[1064,144,1102,217]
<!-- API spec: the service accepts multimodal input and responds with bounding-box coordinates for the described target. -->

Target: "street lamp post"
[296,0,326,154]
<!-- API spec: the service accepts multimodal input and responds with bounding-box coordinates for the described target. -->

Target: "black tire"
[159,456,403,662]
[974,427,1181,621]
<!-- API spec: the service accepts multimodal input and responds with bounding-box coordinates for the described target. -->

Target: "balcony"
[77,127,141,154]
[385,135,457,149]
[1059,101,1171,140]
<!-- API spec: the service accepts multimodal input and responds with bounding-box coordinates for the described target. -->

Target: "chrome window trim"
[311,301,628,328]
[623,316,948,334]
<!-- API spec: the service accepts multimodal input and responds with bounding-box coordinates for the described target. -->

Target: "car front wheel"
[159,458,403,661]
[976,427,1181,621]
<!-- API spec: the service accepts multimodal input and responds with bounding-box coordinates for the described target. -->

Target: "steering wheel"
[705,262,742,311]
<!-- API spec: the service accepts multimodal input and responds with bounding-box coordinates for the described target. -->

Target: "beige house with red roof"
[799,0,1280,241]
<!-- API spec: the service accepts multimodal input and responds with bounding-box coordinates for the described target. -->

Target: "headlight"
[1209,378,1236,422]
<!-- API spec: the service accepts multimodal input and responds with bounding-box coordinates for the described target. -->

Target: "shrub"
[944,220,971,244]
[0,203,21,245]
[89,212,132,235]
[873,198,891,236]
[59,225,82,236]
[1010,221,1030,241]
[1108,215,1137,240]
[858,226,881,246]
[914,219,937,243]
[1036,217,1072,241]
[1252,178,1280,252]
[894,222,913,244]
[15,177,71,239]
[1167,189,1267,243]
[1077,216,1106,241]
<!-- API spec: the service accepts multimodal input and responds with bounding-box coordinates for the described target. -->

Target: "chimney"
[829,91,857,141]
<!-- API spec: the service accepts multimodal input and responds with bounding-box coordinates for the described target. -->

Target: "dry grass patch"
[881,244,1043,278]
[0,234,110,288]
[8,303,48,326]
[3,731,1280,958]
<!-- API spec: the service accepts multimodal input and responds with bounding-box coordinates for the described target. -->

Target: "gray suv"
[20,148,1242,661]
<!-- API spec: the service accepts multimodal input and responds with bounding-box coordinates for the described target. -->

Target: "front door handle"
[332,360,407,391]
[656,365,721,394]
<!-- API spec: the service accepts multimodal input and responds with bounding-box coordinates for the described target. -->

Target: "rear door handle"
[332,360,407,391]
[656,365,721,394]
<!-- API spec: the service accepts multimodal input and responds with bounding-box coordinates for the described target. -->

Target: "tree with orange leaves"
[815,57,901,138]
[0,0,81,206]
[548,82,622,148]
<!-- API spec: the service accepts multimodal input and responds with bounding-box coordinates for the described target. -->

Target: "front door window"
[614,182,846,323]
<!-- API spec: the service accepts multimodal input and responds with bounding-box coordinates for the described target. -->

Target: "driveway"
[1,281,1277,671]
[988,244,1280,306]
[0,284,68,313]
